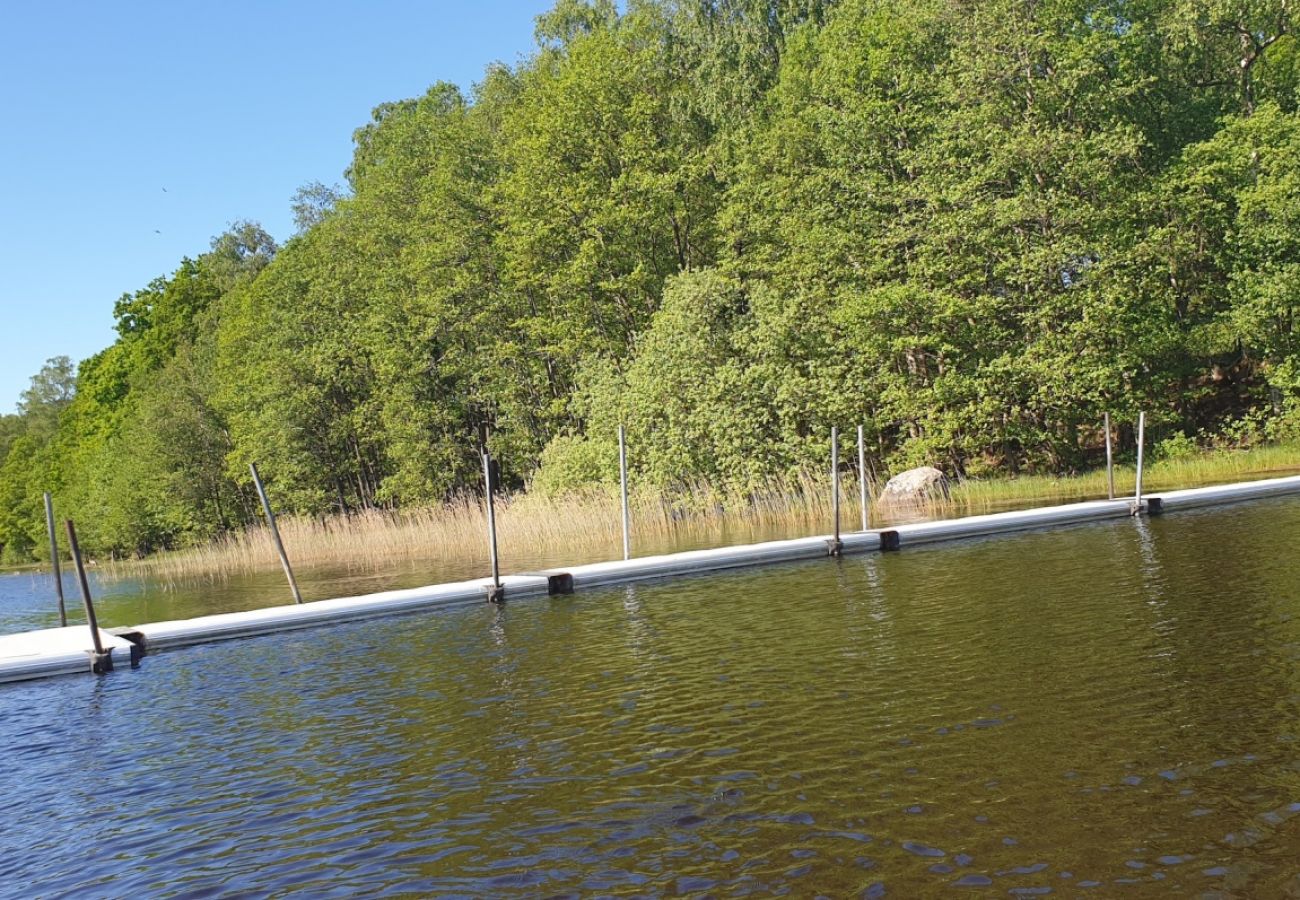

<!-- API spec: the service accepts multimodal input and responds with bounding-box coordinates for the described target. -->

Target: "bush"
[1155,431,1199,461]
[529,434,617,496]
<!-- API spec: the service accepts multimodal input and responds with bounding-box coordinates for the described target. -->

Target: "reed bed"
[107,441,1300,587]
[107,471,870,586]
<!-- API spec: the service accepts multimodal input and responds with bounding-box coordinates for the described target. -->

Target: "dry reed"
[106,471,872,586]
[107,441,1300,587]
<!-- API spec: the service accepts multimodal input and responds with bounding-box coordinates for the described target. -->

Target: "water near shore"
[3,497,1300,896]
[0,521,820,636]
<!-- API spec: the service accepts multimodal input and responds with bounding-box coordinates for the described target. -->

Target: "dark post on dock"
[64,520,112,674]
[482,444,504,602]
[250,462,304,604]
[44,492,67,627]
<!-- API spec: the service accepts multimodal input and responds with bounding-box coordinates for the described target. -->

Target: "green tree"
[16,356,76,440]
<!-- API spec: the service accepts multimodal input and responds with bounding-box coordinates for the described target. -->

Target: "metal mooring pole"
[64,520,112,674]
[828,426,842,556]
[1133,411,1146,515]
[857,424,869,531]
[1104,413,1115,501]
[44,492,66,627]
[619,424,631,561]
[250,463,303,604]
[482,445,504,603]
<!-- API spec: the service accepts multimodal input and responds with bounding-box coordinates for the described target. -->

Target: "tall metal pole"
[830,426,841,554]
[618,424,631,561]
[44,492,66,627]
[1104,413,1115,501]
[65,520,111,674]
[482,445,504,602]
[1134,411,1146,513]
[250,462,303,604]
[857,424,869,531]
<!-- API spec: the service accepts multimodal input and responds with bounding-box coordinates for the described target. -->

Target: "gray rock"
[879,466,949,504]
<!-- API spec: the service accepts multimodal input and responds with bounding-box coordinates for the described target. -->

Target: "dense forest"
[3,0,1300,562]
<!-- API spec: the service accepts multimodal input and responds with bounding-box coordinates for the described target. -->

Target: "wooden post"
[64,520,111,674]
[249,462,303,604]
[1133,411,1146,514]
[857,424,869,531]
[1104,413,1115,501]
[482,445,504,602]
[828,426,842,555]
[44,492,66,627]
[618,424,631,561]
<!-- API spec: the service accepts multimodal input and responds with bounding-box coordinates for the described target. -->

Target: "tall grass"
[108,471,864,586]
[949,441,1300,511]
[108,441,1300,586]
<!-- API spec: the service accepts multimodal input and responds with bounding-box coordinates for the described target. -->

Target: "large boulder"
[879,466,950,504]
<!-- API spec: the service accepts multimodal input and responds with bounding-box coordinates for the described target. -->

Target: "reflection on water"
[3,498,1300,896]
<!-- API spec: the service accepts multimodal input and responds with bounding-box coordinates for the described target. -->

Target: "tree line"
[3,0,1299,562]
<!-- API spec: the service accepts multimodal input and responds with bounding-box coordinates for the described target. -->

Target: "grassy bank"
[948,441,1300,510]
[108,441,1300,586]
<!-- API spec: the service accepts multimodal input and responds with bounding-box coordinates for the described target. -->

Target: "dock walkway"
[0,626,141,683]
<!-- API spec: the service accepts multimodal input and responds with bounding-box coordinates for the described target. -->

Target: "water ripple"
[2,499,1300,895]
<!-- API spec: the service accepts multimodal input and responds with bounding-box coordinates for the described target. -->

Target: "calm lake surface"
[3,498,1300,897]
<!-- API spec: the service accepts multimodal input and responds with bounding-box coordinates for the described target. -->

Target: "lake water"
[3,498,1300,896]
[0,519,846,637]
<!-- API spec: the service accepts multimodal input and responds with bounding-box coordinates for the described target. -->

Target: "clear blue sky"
[0,0,554,413]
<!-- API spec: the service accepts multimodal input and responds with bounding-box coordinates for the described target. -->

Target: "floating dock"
[4,474,1300,685]
[0,626,141,683]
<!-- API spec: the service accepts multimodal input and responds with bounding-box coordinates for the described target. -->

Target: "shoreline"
[96,439,1300,587]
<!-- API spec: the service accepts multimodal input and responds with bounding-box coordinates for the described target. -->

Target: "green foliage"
[530,433,618,495]
[16,357,76,441]
[4,0,1300,561]
[561,269,795,488]
[290,181,344,233]
[0,415,21,461]
[1156,431,1200,460]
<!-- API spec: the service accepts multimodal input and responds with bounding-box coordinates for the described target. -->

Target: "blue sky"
[0,0,553,413]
